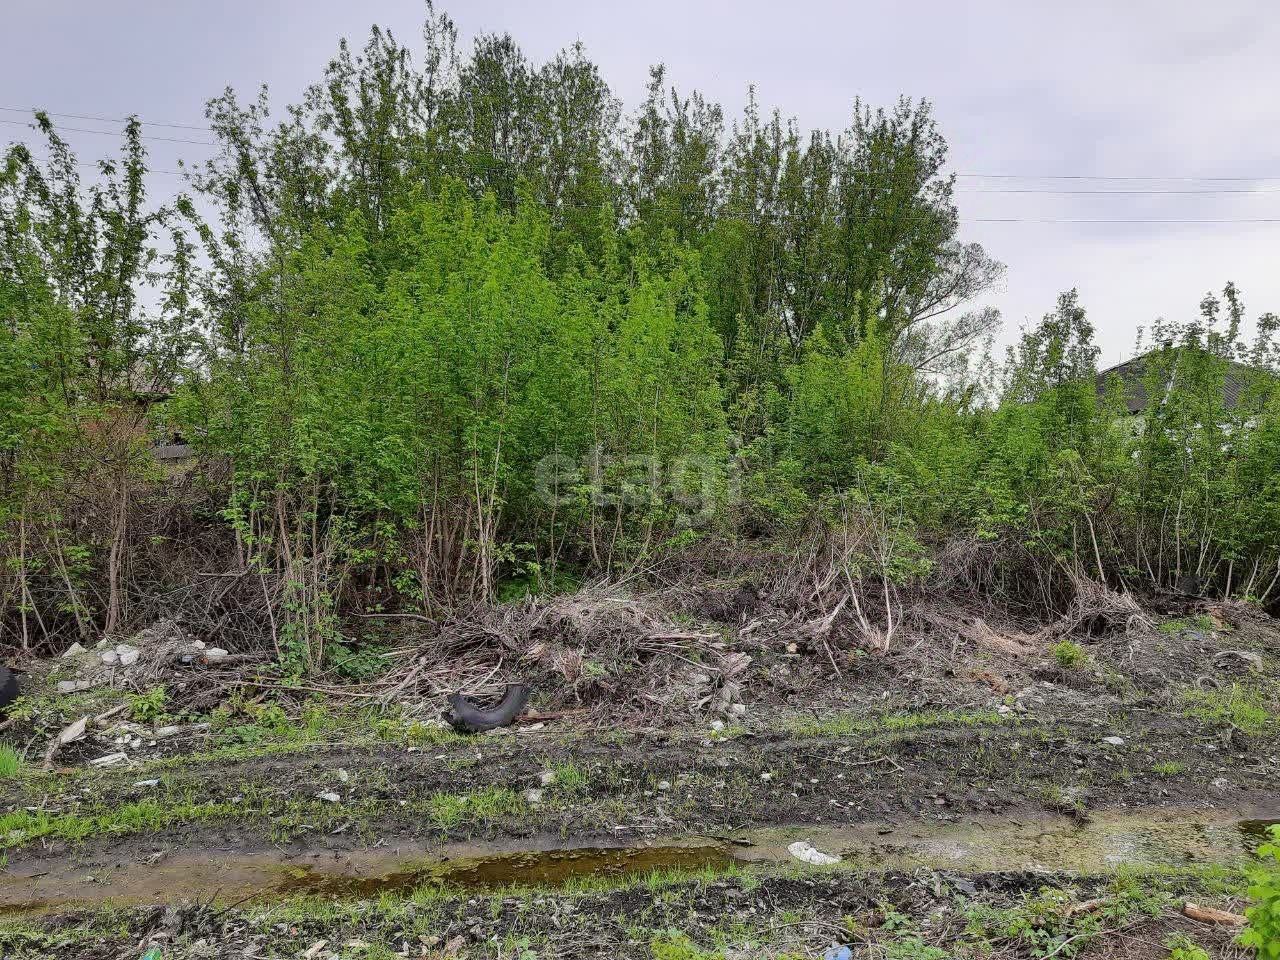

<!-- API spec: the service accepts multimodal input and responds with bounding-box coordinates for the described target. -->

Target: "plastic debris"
[787,840,840,866]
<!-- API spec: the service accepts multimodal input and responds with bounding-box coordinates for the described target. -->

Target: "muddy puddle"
[2,809,1276,915]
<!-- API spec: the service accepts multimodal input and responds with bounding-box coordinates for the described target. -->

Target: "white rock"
[760,773,773,783]
[539,770,556,788]
[154,725,182,739]
[62,643,87,659]
[316,791,341,803]
[119,649,140,667]
[192,639,206,649]
[728,703,747,717]
[657,780,671,791]
[524,788,544,804]
[710,720,726,732]
[787,840,840,866]
[115,644,136,657]
[336,768,350,783]
[89,752,129,767]
[134,779,161,789]
[1101,736,1125,747]
[205,647,229,661]
[57,680,94,695]
[100,651,119,666]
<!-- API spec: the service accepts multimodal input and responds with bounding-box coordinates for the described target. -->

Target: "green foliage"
[884,937,947,960]
[127,686,167,723]
[3,6,1280,662]
[1165,933,1209,960]
[1051,640,1088,669]
[650,931,722,960]
[1242,825,1280,959]
[327,640,390,682]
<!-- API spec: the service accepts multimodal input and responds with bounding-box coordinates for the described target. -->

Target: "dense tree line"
[2,5,1278,665]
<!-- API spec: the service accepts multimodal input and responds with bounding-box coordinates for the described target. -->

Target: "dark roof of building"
[1096,348,1267,415]
[152,443,194,461]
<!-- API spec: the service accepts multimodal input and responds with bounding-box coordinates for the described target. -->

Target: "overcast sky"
[4,1,1279,365]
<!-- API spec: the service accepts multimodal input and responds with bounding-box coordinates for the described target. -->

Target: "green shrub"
[1051,639,1087,669]
[1241,825,1280,959]
[1166,933,1208,960]
[127,686,167,723]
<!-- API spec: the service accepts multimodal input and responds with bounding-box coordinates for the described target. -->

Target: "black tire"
[0,665,18,714]
[447,684,531,733]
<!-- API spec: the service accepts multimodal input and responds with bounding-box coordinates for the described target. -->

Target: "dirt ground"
[1,585,1278,958]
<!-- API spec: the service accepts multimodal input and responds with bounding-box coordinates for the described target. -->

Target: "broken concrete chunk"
[119,648,141,667]
[204,647,229,661]
[57,680,94,695]
[100,651,119,666]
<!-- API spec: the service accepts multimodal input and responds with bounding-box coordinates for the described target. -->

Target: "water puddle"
[2,808,1276,915]
[277,842,735,899]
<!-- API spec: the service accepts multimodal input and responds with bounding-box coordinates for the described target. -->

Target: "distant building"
[1096,348,1268,417]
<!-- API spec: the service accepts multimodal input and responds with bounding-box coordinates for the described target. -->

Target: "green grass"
[1159,614,1218,635]
[1150,759,1186,776]
[0,744,22,779]
[424,787,527,828]
[1182,683,1274,735]
[0,795,252,850]
[549,761,590,795]
[788,708,1008,739]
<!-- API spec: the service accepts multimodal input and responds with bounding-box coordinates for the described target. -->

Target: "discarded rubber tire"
[447,684,530,733]
[0,665,19,714]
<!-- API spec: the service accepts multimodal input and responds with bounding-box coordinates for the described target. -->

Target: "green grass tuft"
[0,744,21,779]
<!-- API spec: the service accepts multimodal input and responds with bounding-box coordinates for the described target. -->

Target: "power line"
[7,105,1280,185]
[970,217,1280,224]
[0,105,214,134]
[957,172,1277,182]
[0,118,217,147]
[967,187,1280,195]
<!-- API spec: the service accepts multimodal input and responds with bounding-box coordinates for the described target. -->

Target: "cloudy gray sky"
[4,1,1279,365]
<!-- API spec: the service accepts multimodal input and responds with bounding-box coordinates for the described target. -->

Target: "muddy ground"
[0,864,1260,959]
[1,590,1278,957]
